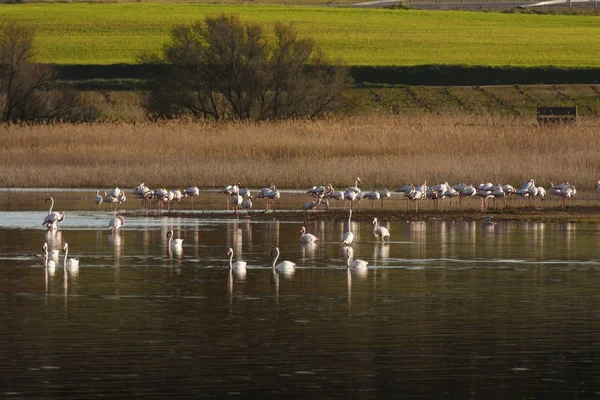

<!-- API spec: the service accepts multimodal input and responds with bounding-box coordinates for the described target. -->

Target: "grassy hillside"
[1,4,600,67]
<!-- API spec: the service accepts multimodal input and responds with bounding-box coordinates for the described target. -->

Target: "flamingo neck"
[48,198,54,215]
[229,253,234,270]
[63,247,68,268]
[272,251,279,269]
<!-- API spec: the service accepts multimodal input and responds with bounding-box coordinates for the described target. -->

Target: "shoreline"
[103,205,600,223]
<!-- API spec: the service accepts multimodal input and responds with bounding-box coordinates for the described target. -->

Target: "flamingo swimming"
[226,247,247,274]
[62,242,79,273]
[42,242,56,272]
[271,247,295,274]
[166,230,184,251]
[299,226,319,244]
[345,246,368,271]
[372,218,390,241]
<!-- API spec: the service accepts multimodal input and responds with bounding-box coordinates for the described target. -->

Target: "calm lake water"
[1,190,600,398]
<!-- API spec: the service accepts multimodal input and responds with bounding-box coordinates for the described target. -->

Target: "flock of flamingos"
[39,179,600,278]
[83,178,597,215]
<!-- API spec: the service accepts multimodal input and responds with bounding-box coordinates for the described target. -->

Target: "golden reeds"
[1,115,599,190]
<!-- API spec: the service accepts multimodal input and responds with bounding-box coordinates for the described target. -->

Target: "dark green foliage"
[143,14,352,121]
[0,21,97,123]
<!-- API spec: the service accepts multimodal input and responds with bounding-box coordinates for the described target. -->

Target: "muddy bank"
[140,206,600,224]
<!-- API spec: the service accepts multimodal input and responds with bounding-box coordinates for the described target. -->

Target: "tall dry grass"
[1,115,599,190]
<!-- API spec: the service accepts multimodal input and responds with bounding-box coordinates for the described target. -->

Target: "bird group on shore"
[395,179,578,212]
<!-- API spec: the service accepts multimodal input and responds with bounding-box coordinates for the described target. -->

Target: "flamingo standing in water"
[108,215,124,231]
[372,218,390,241]
[299,226,319,244]
[94,191,103,209]
[226,247,247,275]
[42,197,65,231]
[341,209,354,246]
[271,247,295,275]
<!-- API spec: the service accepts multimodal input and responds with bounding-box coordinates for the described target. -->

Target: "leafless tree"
[144,15,352,121]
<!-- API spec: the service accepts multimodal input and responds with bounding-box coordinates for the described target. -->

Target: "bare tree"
[144,15,352,121]
[0,21,97,123]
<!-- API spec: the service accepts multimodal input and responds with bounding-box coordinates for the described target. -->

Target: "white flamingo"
[263,186,280,210]
[299,226,319,244]
[460,184,476,207]
[166,230,184,251]
[108,215,124,231]
[325,184,344,208]
[362,190,380,209]
[226,247,247,274]
[94,190,103,209]
[376,188,390,209]
[241,196,254,212]
[342,209,354,246]
[596,181,600,194]
[271,247,295,274]
[345,246,368,271]
[62,242,79,273]
[372,218,390,241]
[186,186,200,208]
[42,242,56,273]
[302,195,323,221]
[42,197,65,230]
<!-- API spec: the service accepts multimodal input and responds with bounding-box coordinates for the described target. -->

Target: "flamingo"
[169,189,186,210]
[231,185,243,217]
[133,184,152,208]
[108,215,124,231]
[107,187,121,199]
[62,242,79,273]
[302,195,323,221]
[94,190,103,209]
[378,189,391,209]
[42,242,56,272]
[342,209,354,246]
[241,196,254,213]
[307,185,327,198]
[346,177,362,193]
[345,246,368,271]
[548,182,576,209]
[186,186,200,208]
[299,226,319,244]
[271,247,295,274]
[325,184,344,208]
[596,181,600,194]
[42,197,65,231]
[407,185,426,211]
[263,186,280,211]
[166,230,184,251]
[226,247,247,274]
[362,191,380,209]
[372,218,390,241]
[460,184,476,207]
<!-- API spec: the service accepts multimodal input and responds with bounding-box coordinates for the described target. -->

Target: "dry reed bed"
[1,115,599,190]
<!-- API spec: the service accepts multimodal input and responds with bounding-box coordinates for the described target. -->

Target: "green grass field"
[1,4,599,67]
